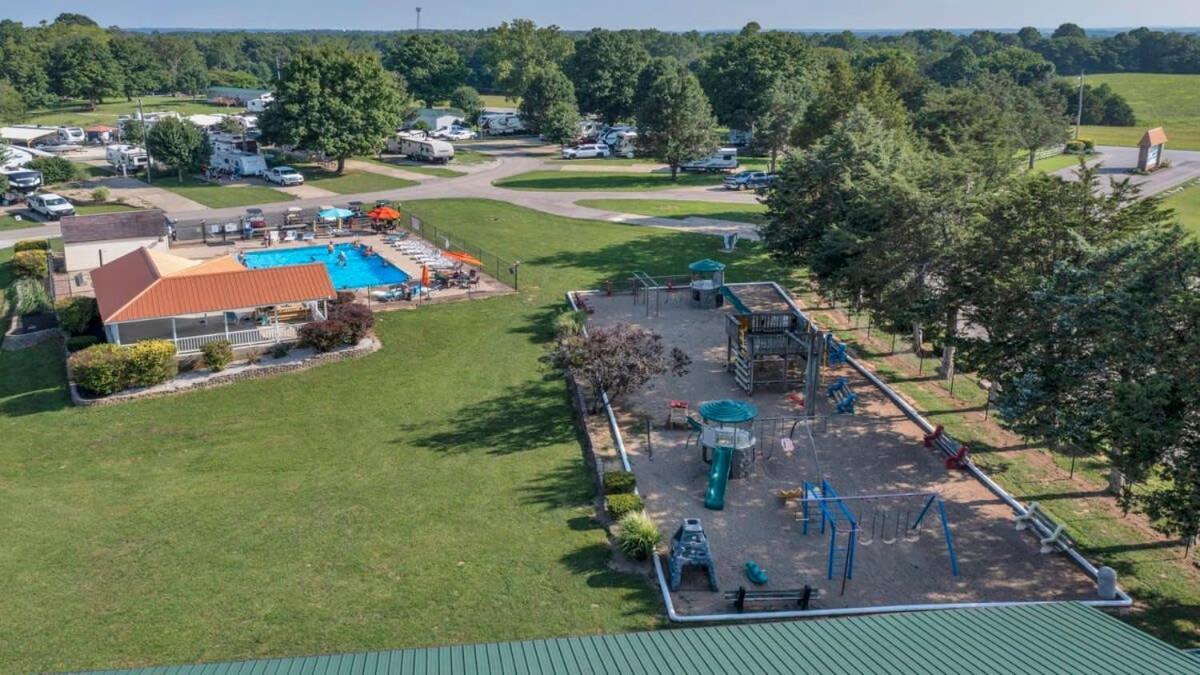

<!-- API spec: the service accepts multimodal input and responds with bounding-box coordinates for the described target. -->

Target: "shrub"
[201,340,234,372]
[29,156,83,185]
[1078,138,1095,152]
[617,512,662,560]
[553,309,587,337]
[124,340,177,387]
[607,493,644,520]
[334,290,357,305]
[69,344,127,397]
[299,319,350,352]
[270,342,292,359]
[1064,140,1085,154]
[12,278,51,315]
[55,296,98,335]
[12,250,48,279]
[13,239,50,253]
[91,186,111,203]
[603,470,637,494]
[328,302,375,343]
[66,335,99,352]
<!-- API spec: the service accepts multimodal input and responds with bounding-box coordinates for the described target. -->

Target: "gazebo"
[698,399,759,478]
[689,259,727,309]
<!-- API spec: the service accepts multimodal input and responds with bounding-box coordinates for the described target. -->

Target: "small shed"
[406,108,464,131]
[61,209,168,272]
[1138,127,1168,171]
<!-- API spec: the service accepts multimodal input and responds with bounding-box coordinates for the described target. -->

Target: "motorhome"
[387,132,455,163]
[246,93,274,113]
[0,169,41,205]
[479,112,527,136]
[209,134,268,176]
[680,147,739,173]
[106,144,149,173]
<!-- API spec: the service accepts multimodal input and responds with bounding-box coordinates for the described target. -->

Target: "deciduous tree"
[634,59,717,178]
[147,117,205,182]
[519,65,576,135]
[384,34,468,107]
[566,29,649,123]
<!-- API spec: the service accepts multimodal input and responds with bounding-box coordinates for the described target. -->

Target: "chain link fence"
[399,215,519,289]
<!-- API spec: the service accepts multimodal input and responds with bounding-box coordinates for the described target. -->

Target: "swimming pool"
[242,244,410,290]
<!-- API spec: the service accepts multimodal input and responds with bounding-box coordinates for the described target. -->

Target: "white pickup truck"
[27,193,76,220]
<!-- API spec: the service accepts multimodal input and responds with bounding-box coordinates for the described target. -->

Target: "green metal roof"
[97,603,1199,675]
[698,399,759,423]
[689,258,726,273]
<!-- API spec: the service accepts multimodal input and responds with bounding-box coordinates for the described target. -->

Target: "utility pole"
[1075,71,1085,140]
[415,7,422,31]
[138,97,153,184]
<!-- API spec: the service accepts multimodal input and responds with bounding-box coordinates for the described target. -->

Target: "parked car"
[561,143,610,160]
[723,171,777,191]
[27,193,76,219]
[433,125,477,141]
[264,166,305,186]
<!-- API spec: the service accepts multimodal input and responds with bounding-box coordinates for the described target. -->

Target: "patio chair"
[283,230,298,243]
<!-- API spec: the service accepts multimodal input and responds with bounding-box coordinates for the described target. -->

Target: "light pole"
[1075,71,1084,140]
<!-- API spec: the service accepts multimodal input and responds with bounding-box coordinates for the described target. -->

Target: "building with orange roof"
[91,247,336,355]
[1138,127,1168,171]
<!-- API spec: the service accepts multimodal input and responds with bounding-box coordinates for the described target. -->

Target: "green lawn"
[1163,183,1200,237]
[74,203,140,216]
[299,169,418,194]
[24,95,235,128]
[0,203,136,232]
[1028,153,1087,174]
[153,176,296,209]
[576,199,767,224]
[360,157,465,178]
[0,213,43,232]
[495,171,723,191]
[478,93,517,108]
[552,157,773,172]
[1071,73,1200,150]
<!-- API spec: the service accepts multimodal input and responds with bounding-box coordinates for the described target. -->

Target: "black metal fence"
[399,215,519,289]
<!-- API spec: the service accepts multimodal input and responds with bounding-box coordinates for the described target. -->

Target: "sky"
[5,0,1200,32]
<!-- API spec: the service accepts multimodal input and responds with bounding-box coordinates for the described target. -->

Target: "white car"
[28,193,76,219]
[264,166,304,186]
[561,143,610,160]
[434,125,477,141]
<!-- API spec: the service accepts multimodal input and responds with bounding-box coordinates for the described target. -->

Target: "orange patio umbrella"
[368,205,401,220]
[420,264,430,287]
[444,251,483,267]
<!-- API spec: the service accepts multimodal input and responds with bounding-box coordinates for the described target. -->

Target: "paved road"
[1052,145,1200,196]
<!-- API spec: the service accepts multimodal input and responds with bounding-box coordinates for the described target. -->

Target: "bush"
[334,290,357,305]
[201,340,234,372]
[69,344,127,397]
[270,342,292,359]
[1064,140,1085,154]
[328,302,374,343]
[1079,138,1096,152]
[66,335,99,352]
[603,470,637,494]
[553,310,587,337]
[55,296,98,335]
[91,186,111,203]
[299,319,351,352]
[12,278,51,315]
[607,493,644,520]
[12,239,50,253]
[12,250,48,279]
[617,512,661,560]
[28,156,83,185]
[124,340,177,387]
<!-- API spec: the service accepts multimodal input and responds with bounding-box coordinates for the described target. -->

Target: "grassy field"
[299,169,418,194]
[1028,153,1087,174]
[552,157,773,172]
[1073,73,1200,150]
[74,203,140,216]
[0,203,135,232]
[478,93,517,108]
[0,199,809,671]
[495,171,723,191]
[24,95,234,128]
[0,213,43,232]
[360,157,465,178]
[153,176,296,209]
[576,199,767,224]
[1163,183,1200,237]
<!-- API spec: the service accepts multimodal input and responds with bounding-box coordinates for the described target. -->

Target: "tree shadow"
[0,343,68,418]
[393,378,576,455]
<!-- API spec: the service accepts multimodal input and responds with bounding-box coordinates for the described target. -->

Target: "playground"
[580,271,1102,616]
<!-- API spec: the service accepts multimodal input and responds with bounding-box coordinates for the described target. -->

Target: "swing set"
[801,480,960,594]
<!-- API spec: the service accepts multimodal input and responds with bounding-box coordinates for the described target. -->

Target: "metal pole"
[139,97,152,184]
[1075,71,1084,140]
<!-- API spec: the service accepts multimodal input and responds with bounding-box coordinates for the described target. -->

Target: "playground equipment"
[704,446,733,510]
[826,377,858,414]
[924,425,971,469]
[825,334,848,366]
[688,259,726,309]
[744,560,769,585]
[802,481,960,592]
[699,399,759,481]
[668,518,719,591]
[724,291,827,399]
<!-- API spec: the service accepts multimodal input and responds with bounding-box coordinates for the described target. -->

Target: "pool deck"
[582,285,1101,616]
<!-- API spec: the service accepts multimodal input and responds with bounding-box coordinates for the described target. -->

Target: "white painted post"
[274,308,280,343]
[223,312,229,338]
[171,317,178,344]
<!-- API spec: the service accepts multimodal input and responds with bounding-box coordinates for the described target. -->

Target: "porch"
[106,302,325,355]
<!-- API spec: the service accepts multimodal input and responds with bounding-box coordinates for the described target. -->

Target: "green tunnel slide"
[704,446,734,510]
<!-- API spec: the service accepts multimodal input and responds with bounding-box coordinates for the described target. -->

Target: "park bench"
[826,377,857,414]
[724,585,819,612]
[923,425,971,469]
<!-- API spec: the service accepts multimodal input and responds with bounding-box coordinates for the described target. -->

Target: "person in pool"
[337,250,348,267]
[327,242,335,254]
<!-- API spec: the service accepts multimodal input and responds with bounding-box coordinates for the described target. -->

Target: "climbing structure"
[724,292,825,399]
[668,518,719,591]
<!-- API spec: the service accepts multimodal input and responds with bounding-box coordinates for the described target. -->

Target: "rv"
[597,125,635,147]
[246,93,274,113]
[609,130,638,159]
[0,169,42,205]
[209,134,268,176]
[387,132,455,164]
[106,144,148,173]
[56,127,85,144]
[680,147,739,173]
[479,112,527,136]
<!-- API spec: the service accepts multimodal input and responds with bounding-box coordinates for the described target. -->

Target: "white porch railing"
[175,323,300,355]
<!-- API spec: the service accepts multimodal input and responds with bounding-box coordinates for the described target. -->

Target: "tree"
[699,24,814,134]
[484,19,573,98]
[207,68,260,89]
[928,45,979,86]
[755,78,812,172]
[147,117,206,182]
[634,59,717,179]
[120,118,146,145]
[449,85,484,124]
[518,65,576,134]
[110,34,165,101]
[384,34,468,107]
[1051,23,1087,40]
[566,29,650,123]
[0,79,25,123]
[547,323,690,412]
[151,37,208,97]
[259,45,406,174]
[540,100,581,147]
[50,33,122,106]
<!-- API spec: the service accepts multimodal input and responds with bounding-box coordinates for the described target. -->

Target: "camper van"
[387,132,455,164]
[680,147,739,173]
[106,144,149,172]
[479,112,527,136]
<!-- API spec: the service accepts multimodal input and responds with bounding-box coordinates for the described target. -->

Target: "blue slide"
[704,446,734,510]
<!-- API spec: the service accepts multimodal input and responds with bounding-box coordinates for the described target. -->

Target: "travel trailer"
[387,132,455,164]
[680,147,739,173]
[246,93,274,113]
[209,134,268,176]
[0,169,42,205]
[609,130,638,158]
[56,127,85,144]
[106,144,149,173]
[479,112,527,136]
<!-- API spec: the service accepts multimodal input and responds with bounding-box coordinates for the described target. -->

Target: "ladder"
[733,346,752,393]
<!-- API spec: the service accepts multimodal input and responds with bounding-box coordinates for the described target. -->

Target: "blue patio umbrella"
[698,399,758,424]
[319,207,354,220]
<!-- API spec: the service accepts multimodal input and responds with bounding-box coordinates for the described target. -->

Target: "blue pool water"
[242,244,410,290]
